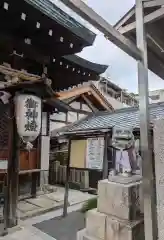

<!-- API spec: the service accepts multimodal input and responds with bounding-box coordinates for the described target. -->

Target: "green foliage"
[81,197,97,213]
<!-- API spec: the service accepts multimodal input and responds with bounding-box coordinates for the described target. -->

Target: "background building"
[135,89,164,104]
[93,77,138,109]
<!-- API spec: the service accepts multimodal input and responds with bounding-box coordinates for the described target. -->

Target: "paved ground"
[34,211,85,240]
[0,195,91,240]
[17,186,94,220]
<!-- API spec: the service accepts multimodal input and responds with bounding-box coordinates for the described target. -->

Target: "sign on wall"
[15,94,41,142]
[86,137,104,170]
[0,160,8,170]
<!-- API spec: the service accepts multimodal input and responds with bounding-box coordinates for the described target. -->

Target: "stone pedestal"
[98,178,142,220]
[77,176,144,240]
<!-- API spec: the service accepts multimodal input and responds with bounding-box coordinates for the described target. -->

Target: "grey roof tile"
[68,102,164,132]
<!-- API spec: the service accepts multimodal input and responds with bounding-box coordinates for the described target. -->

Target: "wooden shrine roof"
[0,1,108,90]
[57,82,114,111]
[0,0,95,61]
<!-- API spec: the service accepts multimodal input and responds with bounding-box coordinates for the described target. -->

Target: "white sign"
[0,160,8,170]
[86,137,104,170]
[15,94,41,142]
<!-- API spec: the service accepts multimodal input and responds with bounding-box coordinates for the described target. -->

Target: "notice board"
[86,137,104,170]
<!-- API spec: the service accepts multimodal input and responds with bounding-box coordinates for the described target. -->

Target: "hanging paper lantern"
[15,94,41,142]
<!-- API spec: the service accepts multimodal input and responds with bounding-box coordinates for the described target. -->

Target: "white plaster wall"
[50,121,66,131]
[82,103,92,112]
[70,101,80,109]
[104,94,129,109]
[51,112,66,121]
[67,111,78,122]
[79,114,87,120]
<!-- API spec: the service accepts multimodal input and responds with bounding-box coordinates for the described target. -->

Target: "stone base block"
[77,229,88,240]
[86,209,106,240]
[106,215,144,240]
[98,179,142,220]
[77,229,101,240]
[77,216,144,240]
[83,235,100,240]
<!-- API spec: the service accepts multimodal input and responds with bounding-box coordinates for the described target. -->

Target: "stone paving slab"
[18,202,64,220]
[18,202,40,212]
[45,193,64,203]
[43,190,93,206]
[68,194,94,206]
[17,187,94,220]
[4,228,53,240]
[26,196,58,209]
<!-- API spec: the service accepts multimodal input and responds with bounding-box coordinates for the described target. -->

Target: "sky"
[52,0,164,93]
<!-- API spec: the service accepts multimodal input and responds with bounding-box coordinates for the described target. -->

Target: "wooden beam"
[144,0,164,8]
[119,7,164,34]
[59,0,141,61]
[57,86,91,100]
[147,26,164,53]
[115,7,135,30]
[81,94,98,112]
[50,119,71,124]
[91,85,114,110]
[57,85,113,110]
[0,65,41,82]
[19,169,41,174]
[51,109,90,115]
[69,108,91,115]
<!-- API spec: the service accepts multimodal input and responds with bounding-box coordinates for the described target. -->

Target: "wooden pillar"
[7,100,19,227]
[102,133,109,179]
[31,173,37,198]
[63,138,71,217]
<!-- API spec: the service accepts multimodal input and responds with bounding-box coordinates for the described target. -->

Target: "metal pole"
[102,134,108,179]
[63,138,71,217]
[135,1,157,240]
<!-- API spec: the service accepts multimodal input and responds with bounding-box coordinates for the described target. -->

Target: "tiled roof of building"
[65,102,164,132]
